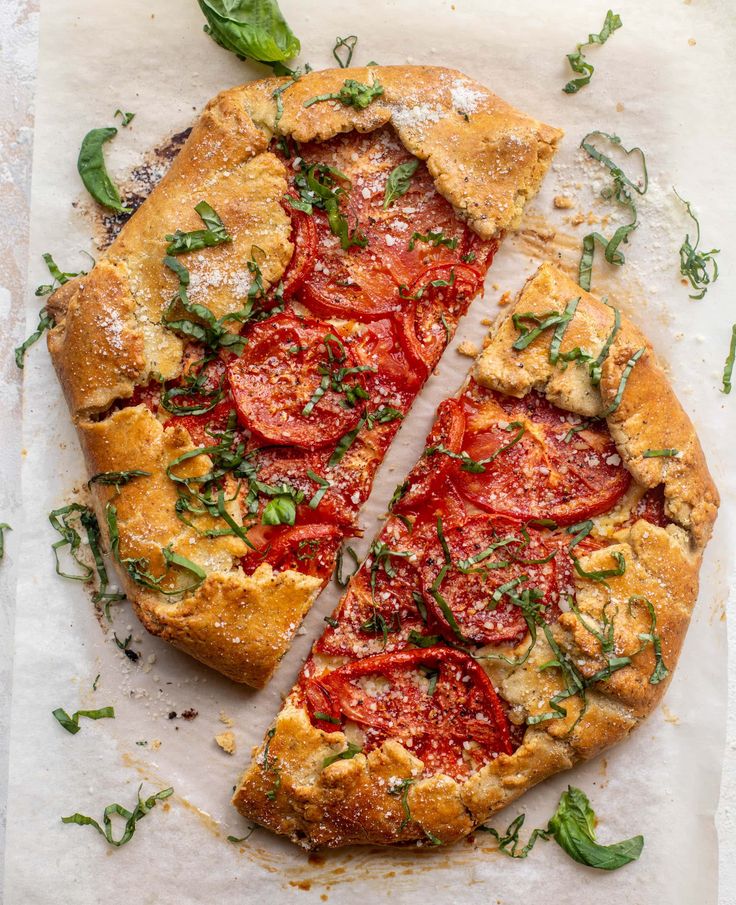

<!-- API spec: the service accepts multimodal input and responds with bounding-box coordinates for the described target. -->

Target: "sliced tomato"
[453,384,631,525]
[304,647,514,779]
[252,445,363,528]
[119,383,160,414]
[316,517,433,658]
[397,263,485,376]
[628,486,669,528]
[279,202,317,302]
[350,318,419,403]
[421,516,569,647]
[163,398,234,446]
[393,398,466,515]
[227,314,365,448]
[242,523,343,580]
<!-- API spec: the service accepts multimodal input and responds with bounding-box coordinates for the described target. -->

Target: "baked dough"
[47,66,562,688]
[232,262,718,847]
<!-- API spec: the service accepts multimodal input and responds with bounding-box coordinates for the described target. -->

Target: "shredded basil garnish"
[332,35,358,68]
[306,469,331,509]
[603,346,645,415]
[52,706,115,735]
[335,544,360,587]
[77,127,131,214]
[0,523,10,560]
[578,131,648,291]
[323,740,362,768]
[34,252,84,296]
[563,10,623,94]
[629,595,669,684]
[673,188,720,299]
[197,0,300,65]
[328,406,403,466]
[290,162,367,250]
[426,420,524,474]
[478,812,551,858]
[88,470,151,494]
[383,159,419,209]
[165,201,231,255]
[61,785,173,847]
[261,727,282,800]
[49,504,124,604]
[114,110,135,127]
[304,77,384,110]
[589,302,620,385]
[642,448,679,459]
[408,230,458,251]
[723,324,736,395]
[227,826,257,844]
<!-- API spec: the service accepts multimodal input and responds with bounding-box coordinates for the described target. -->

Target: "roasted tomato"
[453,383,631,525]
[242,524,343,580]
[304,647,514,780]
[279,202,317,302]
[628,486,669,528]
[227,314,366,448]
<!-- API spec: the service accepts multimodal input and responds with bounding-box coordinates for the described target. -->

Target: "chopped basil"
[227,826,257,843]
[328,406,403,466]
[408,230,458,251]
[629,595,669,684]
[563,10,623,94]
[313,711,340,725]
[480,785,643,871]
[674,188,720,299]
[578,131,648,291]
[548,786,643,869]
[389,777,415,830]
[306,470,331,509]
[49,504,124,604]
[549,297,581,364]
[603,346,645,415]
[88,469,151,495]
[0,523,10,560]
[197,0,300,64]
[291,162,367,250]
[572,549,626,584]
[642,448,679,458]
[335,544,360,587]
[165,201,231,255]
[323,740,362,768]
[332,35,357,68]
[426,420,525,474]
[61,785,173,847]
[92,674,100,691]
[52,706,115,735]
[398,269,455,301]
[261,727,282,801]
[34,251,85,297]
[114,109,135,127]
[723,324,736,395]
[14,309,55,369]
[304,77,384,110]
[589,303,620,385]
[77,127,131,214]
[512,308,575,352]
[383,159,419,209]
[407,630,442,648]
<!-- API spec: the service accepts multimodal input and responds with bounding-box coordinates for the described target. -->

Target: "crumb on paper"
[662,704,680,725]
[616,102,625,112]
[553,195,574,209]
[481,317,494,327]
[181,708,198,721]
[491,282,499,291]
[688,37,696,46]
[457,340,479,358]
[497,292,512,308]
[151,739,161,750]
[219,710,234,727]
[571,211,585,226]
[215,731,236,755]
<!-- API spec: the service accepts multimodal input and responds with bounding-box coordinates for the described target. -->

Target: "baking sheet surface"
[4,1,735,902]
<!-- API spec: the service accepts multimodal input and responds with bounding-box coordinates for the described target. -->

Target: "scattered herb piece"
[227,826,257,843]
[578,131,648,291]
[332,35,357,68]
[0,523,10,560]
[589,303,620,385]
[629,595,669,684]
[34,252,84,297]
[723,324,736,395]
[114,110,135,127]
[478,812,551,858]
[603,347,645,415]
[92,674,100,691]
[49,504,124,604]
[77,127,131,214]
[52,706,115,735]
[335,544,360,587]
[673,188,720,300]
[290,162,367,250]
[306,470,331,509]
[328,406,403,466]
[61,785,173,847]
[261,728,282,800]
[642,448,679,459]
[304,77,384,110]
[427,421,525,474]
[323,741,362,768]
[88,469,151,494]
[408,230,458,251]
[261,490,302,526]
[165,200,231,255]
[563,10,623,94]
[383,159,419,209]
[197,0,300,64]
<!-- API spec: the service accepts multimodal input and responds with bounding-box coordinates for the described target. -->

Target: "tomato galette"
[232,263,718,847]
[46,67,561,686]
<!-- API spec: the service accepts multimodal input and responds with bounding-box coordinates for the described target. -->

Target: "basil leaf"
[723,324,736,395]
[642,448,679,459]
[563,10,623,94]
[0,523,10,560]
[548,786,643,870]
[304,78,384,110]
[197,0,300,64]
[165,201,232,255]
[292,162,367,250]
[332,35,357,69]
[603,347,645,415]
[673,188,720,300]
[14,308,55,369]
[114,110,135,127]
[261,493,297,526]
[383,159,419,209]
[323,740,362,768]
[335,544,360,587]
[34,252,85,297]
[52,706,115,735]
[77,127,131,214]
[88,469,151,495]
[478,813,551,858]
[227,828,256,843]
[408,230,458,251]
[61,785,173,847]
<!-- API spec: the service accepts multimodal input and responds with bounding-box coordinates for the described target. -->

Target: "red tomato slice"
[279,202,317,302]
[628,486,669,528]
[242,524,343,580]
[315,517,433,658]
[304,647,514,779]
[252,445,363,528]
[350,318,420,402]
[393,398,466,515]
[227,314,365,448]
[421,517,570,647]
[163,398,233,446]
[454,384,631,525]
[296,128,497,322]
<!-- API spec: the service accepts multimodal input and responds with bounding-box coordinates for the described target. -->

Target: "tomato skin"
[350,318,420,403]
[227,313,365,449]
[393,398,466,516]
[453,384,631,526]
[421,517,570,647]
[163,398,233,446]
[304,646,514,779]
[629,486,669,528]
[242,524,343,580]
[279,203,317,302]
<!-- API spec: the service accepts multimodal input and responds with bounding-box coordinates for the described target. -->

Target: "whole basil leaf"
[383,159,419,209]
[198,0,300,64]
[77,127,131,214]
[548,786,643,870]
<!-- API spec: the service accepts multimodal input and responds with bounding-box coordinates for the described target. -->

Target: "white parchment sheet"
[4,1,736,903]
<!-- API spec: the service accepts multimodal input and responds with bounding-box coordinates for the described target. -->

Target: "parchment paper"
[4,1,736,903]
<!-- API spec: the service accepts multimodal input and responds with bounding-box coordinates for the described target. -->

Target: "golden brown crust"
[46,66,561,688]
[232,263,718,847]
